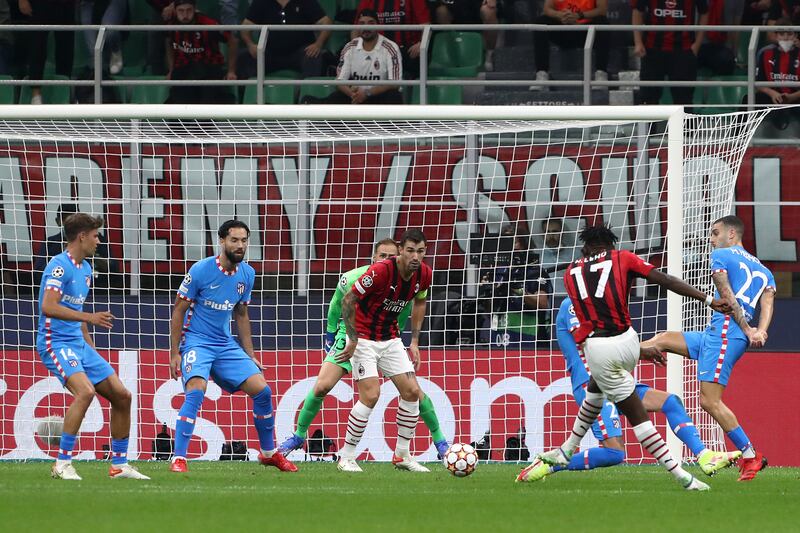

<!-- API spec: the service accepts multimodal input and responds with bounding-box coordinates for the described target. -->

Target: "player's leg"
[639,331,691,358]
[238,372,297,472]
[279,356,348,454]
[170,376,207,472]
[338,341,381,472]
[388,371,429,472]
[418,391,449,457]
[94,371,150,479]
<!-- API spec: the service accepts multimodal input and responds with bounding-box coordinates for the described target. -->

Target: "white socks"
[395,399,419,458]
[633,421,689,481]
[563,390,604,454]
[341,401,373,459]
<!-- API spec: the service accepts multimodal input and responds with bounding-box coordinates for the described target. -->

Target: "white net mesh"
[0,108,768,463]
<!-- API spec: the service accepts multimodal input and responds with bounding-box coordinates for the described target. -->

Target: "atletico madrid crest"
[237,282,245,295]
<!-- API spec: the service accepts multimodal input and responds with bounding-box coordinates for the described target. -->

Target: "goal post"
[0,105,768,464]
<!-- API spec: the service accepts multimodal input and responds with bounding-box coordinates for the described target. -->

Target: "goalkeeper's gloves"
[324,331,336,354]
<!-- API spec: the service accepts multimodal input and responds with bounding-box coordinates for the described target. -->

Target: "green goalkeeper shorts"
[323,333,352,374]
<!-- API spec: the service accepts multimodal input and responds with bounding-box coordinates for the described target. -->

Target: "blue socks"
[58,432,77,461]
[111,437,129,465]
[174,389,205,458]
[553,447,625,472]
[662,394,705,456]
[253,386,275,453]
[727,426,755,458]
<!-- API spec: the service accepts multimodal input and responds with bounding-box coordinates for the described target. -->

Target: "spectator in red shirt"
[355,0,430,78]
[633,0,709,105]
[17,0,75,104]
[697,0,736,75]
[748,18,800,129]
[165,0,237,104]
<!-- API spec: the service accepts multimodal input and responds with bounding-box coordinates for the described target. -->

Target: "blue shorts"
[181,341,260,393]
[574,383,650,441]
[683,331,748,387]
[37,341,115,386]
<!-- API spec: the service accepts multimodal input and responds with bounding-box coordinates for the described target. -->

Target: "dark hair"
[63,213,103,242]
[373,238,398,252]
[578,224,618,250]
[358,8,379,21]
[542,218,563,230]
[713,215,744,237]
[399,228,427,247]
[218,219,251,239]
[56,203,79,226]
[174,0,195,6]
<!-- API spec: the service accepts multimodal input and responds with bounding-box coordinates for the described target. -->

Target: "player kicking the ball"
[37,213,149,480]
[640,215,775,481]
[534,225,731,491]
[334,229,433,473]
[517,296,740,482]
[168,220,296,473]
[278,238,450,458]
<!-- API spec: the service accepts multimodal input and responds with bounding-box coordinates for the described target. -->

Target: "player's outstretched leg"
[246,382,296,472]
[95,375,150,479]
[419,393,449,458]
[517,444,625,482]
[170,385,205,473]
[278,361,347,455]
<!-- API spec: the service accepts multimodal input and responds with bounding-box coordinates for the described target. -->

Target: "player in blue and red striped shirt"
[334,229,433,472]
[533,225,731,491]
[642,215,776,482]
[168,220,297,473]
[37,213,148,481]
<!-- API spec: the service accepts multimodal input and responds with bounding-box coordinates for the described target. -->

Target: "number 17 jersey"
[709,245,775,341]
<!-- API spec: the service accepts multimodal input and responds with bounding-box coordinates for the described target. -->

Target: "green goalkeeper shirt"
[326,264,427,338]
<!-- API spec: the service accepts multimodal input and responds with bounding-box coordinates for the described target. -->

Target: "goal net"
[0,105,768,464]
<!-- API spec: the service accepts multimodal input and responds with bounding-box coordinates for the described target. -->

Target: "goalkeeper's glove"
[324,331,336,354]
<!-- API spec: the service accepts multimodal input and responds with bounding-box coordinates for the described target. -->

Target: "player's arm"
[632,4,646,56]
[224,30,238,79]
[408,294,426,371]
[751,288,775,348]
[646,269,731,313]
[711,270,754,332]
[169,296,191,379]
[335,290,360,363]
[40,289,114,328]
[234,302,263,369]
[691,9,709,56]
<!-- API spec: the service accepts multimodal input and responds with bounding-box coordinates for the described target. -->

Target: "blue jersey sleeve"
[556,298,590,390]
[241,265,254,304]
[41,255,73,295]
[709,248,729,274]
[177,262,202,302]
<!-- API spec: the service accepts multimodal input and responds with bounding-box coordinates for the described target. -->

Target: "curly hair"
[578,225,619,249]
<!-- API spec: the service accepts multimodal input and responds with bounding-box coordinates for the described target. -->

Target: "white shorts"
[351,338,414,381]
[583,327,640,403]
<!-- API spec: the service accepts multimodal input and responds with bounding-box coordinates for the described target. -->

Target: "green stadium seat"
[19,75,71,104]
[121,30,149,73]
[410,79,463,105]
[0,75,15,104]
[318,0,337,19]
[702,75,747,114]
[326,29,350,56]
[123,75,169,104]
[429,31,484,78]
[242,79,295,104]
[268,69,301,78]
[338,0,360,13]
[298,76,336,101]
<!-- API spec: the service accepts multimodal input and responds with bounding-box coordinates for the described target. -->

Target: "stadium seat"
[657,85,703,107]
[19,75,71,104]
[410,79,463,105]
[429,32,484,78]
[702,75,747,114]
[121,30,149,74]
[0,75,14,104]
[126,76,169,104]
[326,29,350,56]
[298,76,336,101]
[318,0,337,19]
[242,79,295,104]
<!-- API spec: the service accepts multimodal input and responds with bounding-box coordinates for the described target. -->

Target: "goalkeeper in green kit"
[278,238,450,458]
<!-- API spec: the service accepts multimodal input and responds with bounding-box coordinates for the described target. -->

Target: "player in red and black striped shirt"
[537,225,731,491]
[165,0,237,104]
[633,0,708,105]
[334,229,433,473]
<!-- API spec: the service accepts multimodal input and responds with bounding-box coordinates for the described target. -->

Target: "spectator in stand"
[80,0,126,75]
[0,0,14,76]
[18,0,76,104]
[747,18,800,129]
[429,0,500,71]
[741,0,772,26]
[302,9,403,104]
[239,0,332,79]
[531,0,610,89]
[355,0,429,78]
[697,0,737,75]
[633,0,709,106]
[767,0,800,42]
[536,218,578,299]
[165,0,237,104]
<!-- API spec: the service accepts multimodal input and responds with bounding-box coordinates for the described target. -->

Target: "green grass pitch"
[1,461,798,532]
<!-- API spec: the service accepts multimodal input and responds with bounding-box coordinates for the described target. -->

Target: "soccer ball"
[35,415,64,447]
[444,443,478,477]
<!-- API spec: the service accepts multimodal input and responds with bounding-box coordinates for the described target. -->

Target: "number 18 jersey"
[709,245,775,341]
